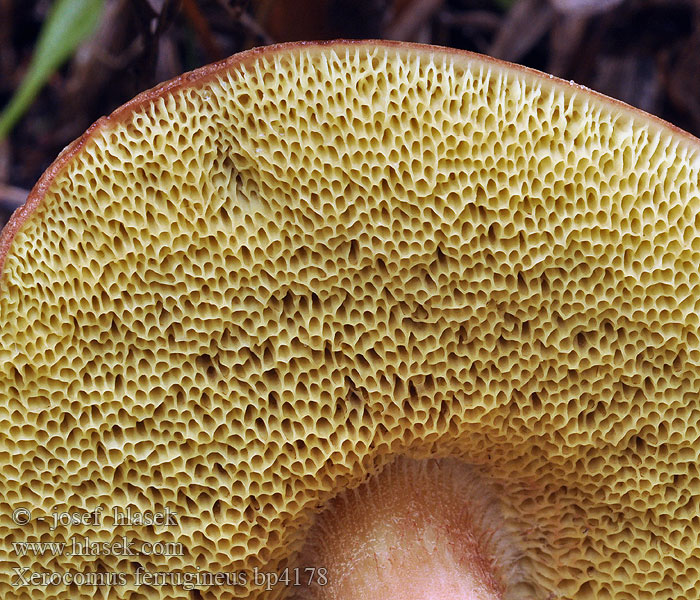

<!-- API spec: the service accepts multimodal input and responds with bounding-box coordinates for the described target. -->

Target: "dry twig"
[385,0,445,42]
[490,0,554,62]
[182,0,225,61]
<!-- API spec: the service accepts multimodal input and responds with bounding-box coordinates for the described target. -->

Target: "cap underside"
[1,41,700,600]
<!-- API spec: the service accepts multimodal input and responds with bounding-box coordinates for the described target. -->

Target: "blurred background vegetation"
[1,0,699,230]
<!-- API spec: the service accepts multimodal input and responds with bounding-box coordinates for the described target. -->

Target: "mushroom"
[1,40,699,600]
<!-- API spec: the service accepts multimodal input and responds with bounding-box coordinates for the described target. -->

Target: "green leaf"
[0,0,105,139]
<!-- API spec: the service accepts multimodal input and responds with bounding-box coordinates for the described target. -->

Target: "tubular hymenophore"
[1,40,700,600]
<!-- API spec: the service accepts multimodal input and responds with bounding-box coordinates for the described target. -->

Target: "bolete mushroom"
[1,40,699,600]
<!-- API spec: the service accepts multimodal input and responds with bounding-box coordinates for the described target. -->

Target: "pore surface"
[1,43,700,599]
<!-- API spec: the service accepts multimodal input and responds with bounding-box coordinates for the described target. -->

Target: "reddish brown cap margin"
[1,39,699,283]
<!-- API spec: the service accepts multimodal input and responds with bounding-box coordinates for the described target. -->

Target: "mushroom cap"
[1,40,700,599]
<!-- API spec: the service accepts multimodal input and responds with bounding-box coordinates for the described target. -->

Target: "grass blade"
[0,0,105,139]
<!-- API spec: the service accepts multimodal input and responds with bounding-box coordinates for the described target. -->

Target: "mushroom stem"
[300,458,510,600]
